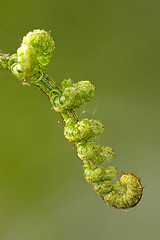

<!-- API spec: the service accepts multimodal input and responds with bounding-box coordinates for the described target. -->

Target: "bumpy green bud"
[77,140,101,160]
[9,47,39,82]
[72,80,96,108]
[93,146,115,165]
[64,118,104,142]
[50,88,76,112]
[93,181,113,195]
[103,173,143,209]
[76,140,114,165]
[103,166,118,180]
[84,166,104,182]
[50,79,96,112]
[87,119,104,138]
[64,118,91,141]
[22,29,55,68]
[83,163,118,182]
[9,29,55,82]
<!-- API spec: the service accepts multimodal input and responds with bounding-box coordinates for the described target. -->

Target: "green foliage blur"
[0,0,160,239]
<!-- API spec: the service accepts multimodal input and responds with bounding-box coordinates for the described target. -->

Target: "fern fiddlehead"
[0,29,143,209]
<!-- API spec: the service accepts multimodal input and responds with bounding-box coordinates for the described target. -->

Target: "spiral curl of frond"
[8,29,55,82]
[50,79,96,112]
[0,29,143,209]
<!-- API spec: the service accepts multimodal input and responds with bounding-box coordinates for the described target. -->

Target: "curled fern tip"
[0,29,143,210]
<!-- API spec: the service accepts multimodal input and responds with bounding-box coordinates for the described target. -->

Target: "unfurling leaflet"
[0,29,143,209]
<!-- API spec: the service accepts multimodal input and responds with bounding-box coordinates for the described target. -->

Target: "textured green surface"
[9,30,55,82]
[0,0,160,239]
[0,29,143,209]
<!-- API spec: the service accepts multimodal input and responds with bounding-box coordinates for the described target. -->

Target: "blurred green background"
[0,0,160,239]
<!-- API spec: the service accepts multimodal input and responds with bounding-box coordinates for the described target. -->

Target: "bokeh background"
[0,0,160,239]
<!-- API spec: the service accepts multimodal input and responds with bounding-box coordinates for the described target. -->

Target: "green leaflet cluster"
[50,79,96,112]
[8,29,55,83]
[0,29,143,209]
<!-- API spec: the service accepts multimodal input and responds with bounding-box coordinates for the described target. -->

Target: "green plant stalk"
[0,29,143,209]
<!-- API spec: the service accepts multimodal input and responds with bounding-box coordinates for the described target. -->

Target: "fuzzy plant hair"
[0,29,143,209]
